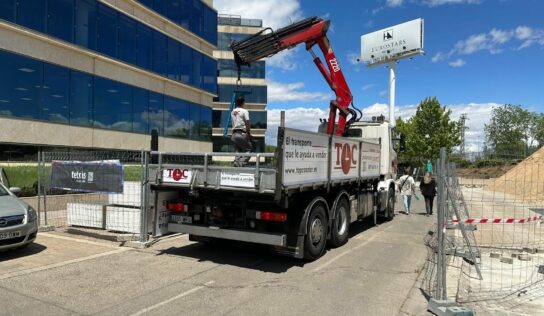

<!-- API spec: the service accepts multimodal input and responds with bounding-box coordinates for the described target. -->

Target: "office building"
[0,0,217,157]
[212,14,267,152]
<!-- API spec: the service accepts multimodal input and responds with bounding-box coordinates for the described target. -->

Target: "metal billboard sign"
[361,18,424,66]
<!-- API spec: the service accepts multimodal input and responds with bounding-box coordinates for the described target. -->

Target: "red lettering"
[341,143,351,174]
[172,169,182,181]
[351,144,358,164]
[335,143,342,165]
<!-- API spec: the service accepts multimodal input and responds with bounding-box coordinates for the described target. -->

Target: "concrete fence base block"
[490,252,501,258]
[428,298,455,316]
[428,299,474,316]
[38,226,56,232]
[500,257,514,264]
[445,306,474,316]
[538,265,544,274]
[511,253,523,258]
[518,254,532,261]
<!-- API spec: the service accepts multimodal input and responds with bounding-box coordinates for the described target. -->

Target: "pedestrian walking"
[419,172,437,216]
[230,96,253,167]
[396,169,416,215]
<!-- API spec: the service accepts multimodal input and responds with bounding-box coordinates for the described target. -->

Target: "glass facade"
[212,136,265,153]
[214,85,267,104]
[136,0,217,46]
[0,0,217,94]
[217,32,254,51]
[218,59,265,79]
[213,111,267,129]
[0,50,211,141]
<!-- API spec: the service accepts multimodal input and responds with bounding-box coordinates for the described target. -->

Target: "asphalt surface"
[0,197,433,316]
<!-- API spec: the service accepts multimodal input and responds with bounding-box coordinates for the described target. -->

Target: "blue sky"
[214,0,544,149]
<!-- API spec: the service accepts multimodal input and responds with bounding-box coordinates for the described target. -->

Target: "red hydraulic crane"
[230,16,361,136]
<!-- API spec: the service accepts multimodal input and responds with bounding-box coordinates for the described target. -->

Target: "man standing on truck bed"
[231,96,252,167]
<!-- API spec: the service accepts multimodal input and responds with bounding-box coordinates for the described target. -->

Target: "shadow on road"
[156,217,384,272]
[0,242,47,262]
[157,240,304,273]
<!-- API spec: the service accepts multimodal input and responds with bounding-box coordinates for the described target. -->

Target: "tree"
[484,104,532,157]
[395,97,461,166]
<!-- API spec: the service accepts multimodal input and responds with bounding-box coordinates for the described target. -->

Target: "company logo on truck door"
[334,142,358,174]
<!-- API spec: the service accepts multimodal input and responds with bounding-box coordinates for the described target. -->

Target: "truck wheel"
[386,188,395,221]
[304,203,328,260]
[329,198,350,247]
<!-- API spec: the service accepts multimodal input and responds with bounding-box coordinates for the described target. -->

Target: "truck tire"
[385,188,395,221]
[329,198,350,247]
[304,203,328,260]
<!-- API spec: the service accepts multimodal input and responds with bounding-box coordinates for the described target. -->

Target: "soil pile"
[487,147,544,201]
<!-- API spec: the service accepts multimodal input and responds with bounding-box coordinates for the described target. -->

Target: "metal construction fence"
[423,148,544,314]
[36,151,149,241]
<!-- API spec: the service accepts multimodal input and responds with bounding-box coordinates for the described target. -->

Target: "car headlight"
[27,206,37,223]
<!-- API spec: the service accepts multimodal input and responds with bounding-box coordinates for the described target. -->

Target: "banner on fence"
[51,160,124,193]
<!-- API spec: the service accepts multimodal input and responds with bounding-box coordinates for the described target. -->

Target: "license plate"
[0,231,21,240]
[171,215,192,224]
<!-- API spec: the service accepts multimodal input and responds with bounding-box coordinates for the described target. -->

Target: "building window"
[9,0,217,94]
[136,0,217,45]
[0,49,212,141]
[217,32,252,51]
[74,0,97,50]
[118,14,137,65]
[17,0,46,33]
[47,0,74,42]
[42,64,70,123]
[212,110,267,129]
[215,85,267,104]
[218,59,265,79]
[133,87,149,133]
[70,70,93,126]
[0,50,42,119]
[94,77,133,131]
[97,3,118,58]
[0,0,16,22]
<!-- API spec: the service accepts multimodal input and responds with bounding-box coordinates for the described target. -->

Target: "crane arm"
[230,16,358,136]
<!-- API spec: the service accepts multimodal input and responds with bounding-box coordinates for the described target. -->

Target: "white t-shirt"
[397,175,415,196]
[231,107,250,131]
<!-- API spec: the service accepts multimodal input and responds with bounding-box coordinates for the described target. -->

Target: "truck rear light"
[167,202,188,213]
[256,211,287,222]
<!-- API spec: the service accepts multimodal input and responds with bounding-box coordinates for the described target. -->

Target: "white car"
[0,182,38,251]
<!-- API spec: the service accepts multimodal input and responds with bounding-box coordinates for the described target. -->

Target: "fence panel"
[423,149,544,314]
[38,151,147,240]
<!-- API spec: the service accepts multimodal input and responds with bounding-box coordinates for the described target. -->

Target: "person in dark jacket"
[419,172,437,216]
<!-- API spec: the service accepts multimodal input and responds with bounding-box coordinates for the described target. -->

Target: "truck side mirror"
[399,133,406,152]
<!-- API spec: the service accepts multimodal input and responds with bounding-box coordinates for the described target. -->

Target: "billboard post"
[361,19,424,126]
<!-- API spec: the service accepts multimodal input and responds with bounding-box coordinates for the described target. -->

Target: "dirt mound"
[487,147,544,201]
[457,165,514,179]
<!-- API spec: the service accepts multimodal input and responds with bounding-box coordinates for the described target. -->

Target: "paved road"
[1,198,433,316]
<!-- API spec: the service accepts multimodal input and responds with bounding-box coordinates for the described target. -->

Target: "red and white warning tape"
[450,216,543,224]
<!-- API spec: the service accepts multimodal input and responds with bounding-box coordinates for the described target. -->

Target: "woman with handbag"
[419,172,437,216]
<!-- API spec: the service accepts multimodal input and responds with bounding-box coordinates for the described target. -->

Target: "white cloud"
[379,90,388,97]
[267,80,332,102]
[386,0,404,7]
[214,0,304,71]
[266,102,499,153]
[431,51,448,63]
[214,0,303,30]
[361,84,376,91]
[433,26,544,64]
[347,52,361,65]
[266,107,328,144]
[266,50,299,71]
[421,0,480,6]
[448,59,466,68]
